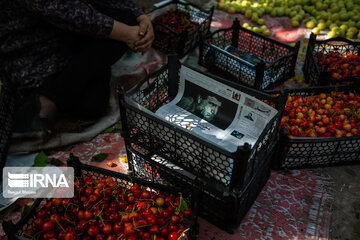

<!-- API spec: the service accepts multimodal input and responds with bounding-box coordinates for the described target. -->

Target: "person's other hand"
[134,15,154,54]
[109,21,142,52]
[125,25,143,51]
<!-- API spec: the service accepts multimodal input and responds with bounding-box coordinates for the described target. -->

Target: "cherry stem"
[89,197,105,211]
[54,217,66,233]
[177,228,189,240]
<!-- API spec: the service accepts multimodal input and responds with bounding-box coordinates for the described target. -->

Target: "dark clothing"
[0,0,143,118]
[38,38,127,119]
[0,0,143,90]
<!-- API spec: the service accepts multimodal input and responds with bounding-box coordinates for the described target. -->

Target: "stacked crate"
[118,56,284,232]
[198,18,300,90]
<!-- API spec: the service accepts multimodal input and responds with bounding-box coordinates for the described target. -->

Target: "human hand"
[134,15,154,54]
[124,25,143,51]
[109,21,142,52]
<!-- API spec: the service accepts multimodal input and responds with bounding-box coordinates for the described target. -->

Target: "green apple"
[306,21,316,29]
[263,29,271,36]
[312,27,321,34]
[329,24,338,30]
[292,20,300,27]
[265,6,272,14]
[260,25,267,31]
[277,7,285,16]
[348,21,356,28]
[270,8,277,17]
[340,24,348,31]
[326,20,332,28]
[257,18,265,25]
[348,27,358,34]
[252,26,260,33]
[251,13,259,23]
[245,9,252,19]
[346,31,354,39]
[328,31,336,38]
[316,2,323,11]
[331,13,339,21]
[317,22,326,30]
[242,22,250,29]
[340,12,349,21]
[330,5,340,13]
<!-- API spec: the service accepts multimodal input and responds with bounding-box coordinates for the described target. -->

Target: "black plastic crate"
[271,84,360,169]
[0,74,15,178]
[198,18,300,90]
[3,154,199,240]
[148,0,214,57]
[125,144,272,233]
[118,55,284,196]
[303,33,360,86]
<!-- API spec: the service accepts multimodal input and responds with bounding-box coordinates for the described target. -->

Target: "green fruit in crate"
[257,18,265,25]
[265,6,272,13]
[319,12,329,21]
[289,10,297,18]
[245,9,252,19]
[340,24,348,31]
[217,2,225,10]
[348,21,356,28]
[263,29,271,36]
[227,6,236,14]
[311,9,318,17]
[294,15,303,22]
[352,15,360,22]
[316,2,323,11]
[335,20,342,27]
[277,7,285,16]
[317,22,326,30]
[346,31,354,39]
[292,20,300,27]
[331,13,340,21]
[312,27,321,35]
[306,21,316,29]
[339,29,346,37]
[331,5,340,13]
[293,5,302,12]
[270,8,277,17]
[326,20,332,28]
[285,8,291,15]
[358,32,360,39]
[252,26,260,33]
[239,7,246,14]
[329,24,337,30]
[242,22,250,28]
[302,0,310,5]
[251,13,259,23]
[346,1,354,10]
[348,27,358,34]
[257,8,265,16]
[340,12,349,21]
[328,31,337,38]
[260,25,267,32]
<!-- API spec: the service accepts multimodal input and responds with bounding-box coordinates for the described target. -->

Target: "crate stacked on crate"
[118,56,285,232]
[3,154,199,240]
[271,84,360,170]
[148,0,214,57]
[0,74,15,178]
[303,33,360,86]
[198,18,300,90]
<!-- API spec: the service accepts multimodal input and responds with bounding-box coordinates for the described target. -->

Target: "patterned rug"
[0,132,333,239]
